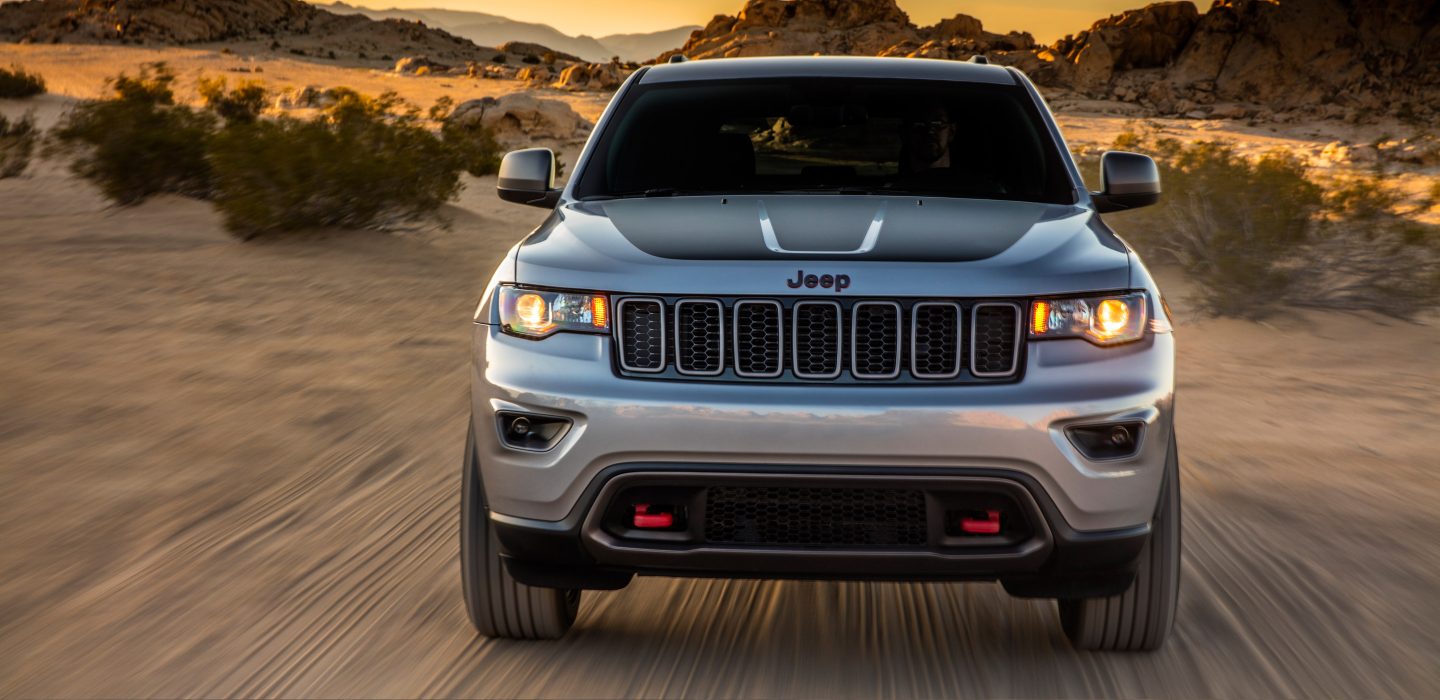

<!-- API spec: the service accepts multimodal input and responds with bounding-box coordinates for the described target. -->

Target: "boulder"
[449,93,592,146]
[393,55,448,74]
[498,41,583,63]
[552,62,630,91]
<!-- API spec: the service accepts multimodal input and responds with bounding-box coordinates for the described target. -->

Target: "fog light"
[1066,421,1144,460]
[497,411,571,451]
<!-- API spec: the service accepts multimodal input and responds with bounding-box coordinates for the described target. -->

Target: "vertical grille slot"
[674,299,724,375]
[792,301,842,379]
[970,302,1021,377]
[850,301,902,379]
[616,298,665,373]
[911,302,962,379]
[733,300,783,378]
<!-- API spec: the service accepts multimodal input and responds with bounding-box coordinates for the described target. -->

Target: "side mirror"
[1091,151,1160,213]
[497,148,561,208]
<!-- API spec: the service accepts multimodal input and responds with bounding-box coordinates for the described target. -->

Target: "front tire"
[1058,434,1181,651]
[460,424,580,639]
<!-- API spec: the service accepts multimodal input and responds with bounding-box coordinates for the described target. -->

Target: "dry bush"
[1,113,38,178]
[208,89,463,238]
[50,63,216,204]
[429,96,502,177]
[198,76,268,125]
[1093,128,1440,319]
[0,65,45,98]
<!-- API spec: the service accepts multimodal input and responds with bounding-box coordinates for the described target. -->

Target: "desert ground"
[2,45,1440,698]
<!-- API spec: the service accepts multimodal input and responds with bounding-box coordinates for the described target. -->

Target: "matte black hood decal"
[597,196,1072,262]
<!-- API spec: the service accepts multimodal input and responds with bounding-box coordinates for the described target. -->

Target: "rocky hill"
[659,0,1439,121]
[657,0,1034,63]
[0,0,498,63]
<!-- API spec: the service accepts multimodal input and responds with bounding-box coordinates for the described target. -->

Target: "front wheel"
[460,424,580,639]
[1058,433,1181,651]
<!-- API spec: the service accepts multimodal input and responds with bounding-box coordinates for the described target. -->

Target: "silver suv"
[462,57,1178,651]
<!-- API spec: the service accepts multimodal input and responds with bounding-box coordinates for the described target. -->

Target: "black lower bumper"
[491,464,1150,599]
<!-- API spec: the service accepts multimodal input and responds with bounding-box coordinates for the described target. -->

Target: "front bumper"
[470,323,1175,533]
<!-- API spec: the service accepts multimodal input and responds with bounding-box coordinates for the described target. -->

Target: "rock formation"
[654,0,1439,121]
[448,93,592,146]
[657,0,1032,63]
[551,61,630,91]
[0,0,498,64]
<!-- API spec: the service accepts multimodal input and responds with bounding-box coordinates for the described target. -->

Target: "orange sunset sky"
[342,1,1171,43]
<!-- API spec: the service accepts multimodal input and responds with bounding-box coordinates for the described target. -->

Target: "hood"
[514,195,1131,297]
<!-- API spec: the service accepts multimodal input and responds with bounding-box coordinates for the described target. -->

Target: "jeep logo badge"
[786,270,851,293]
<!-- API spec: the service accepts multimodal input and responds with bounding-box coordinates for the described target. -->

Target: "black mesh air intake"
[851,302,901,378]
[617,299,665,372]
[733,300,783,377]
[674,300,723,375]
[704,486,928,547]
[971,303,1020,376]
[911,302,962,378]
[792,301,841,379]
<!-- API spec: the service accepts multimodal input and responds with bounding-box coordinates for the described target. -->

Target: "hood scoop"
[598,195,1065,262]
[760,200,884,254]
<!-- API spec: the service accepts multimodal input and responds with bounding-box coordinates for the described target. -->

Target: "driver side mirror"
[497,148,561,208]
[1091,151,1160,213]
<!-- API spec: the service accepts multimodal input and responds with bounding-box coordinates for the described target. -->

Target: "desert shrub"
[207,88,462,238]
[198,76,268,124]
[429,96,502,177]
[51,64,216,204]
[0,113,38,178]
[0,65,46,98]
[1095,127,1439,318]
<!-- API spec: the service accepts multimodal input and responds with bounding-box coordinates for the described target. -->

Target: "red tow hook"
[632,504,674,529]
[960,509,1002,535]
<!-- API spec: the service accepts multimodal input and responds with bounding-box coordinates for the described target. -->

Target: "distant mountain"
[595,26,700,63]
[316,2,697,62]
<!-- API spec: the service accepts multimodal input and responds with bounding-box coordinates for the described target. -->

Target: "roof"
[640,56,1016,86]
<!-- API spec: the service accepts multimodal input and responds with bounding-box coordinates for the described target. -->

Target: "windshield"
[573,77,1074,204]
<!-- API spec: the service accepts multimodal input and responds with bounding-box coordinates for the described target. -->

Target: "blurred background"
[1,0,1437,697]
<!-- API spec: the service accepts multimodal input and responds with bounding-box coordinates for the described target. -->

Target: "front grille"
[971,303,1021,377]
[792,301,842,379]
[911,302,962,378]
[617,298,665,372]
[850,301,901,379]
[704,486,928,547]
[674,300,724,375]
[733,300,783,377]
[613,296,1024,383]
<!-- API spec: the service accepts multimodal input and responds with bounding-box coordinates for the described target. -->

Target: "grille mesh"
[793,302,841,378]
[675,301,723,374]
[704,486,928,547]
[851,302,901,378]
[912,303,961,378]
[733,301,783,377]
[972,304,1020,376]
[618,299,664,371]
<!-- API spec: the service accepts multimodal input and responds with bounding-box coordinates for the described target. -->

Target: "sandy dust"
[1,43,1439,698]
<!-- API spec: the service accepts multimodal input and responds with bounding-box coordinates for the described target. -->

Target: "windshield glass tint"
[573,77,1073,203]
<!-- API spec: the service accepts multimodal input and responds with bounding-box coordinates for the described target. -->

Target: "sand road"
[1,163,1438,698]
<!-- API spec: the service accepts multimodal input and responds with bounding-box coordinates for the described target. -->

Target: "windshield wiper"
[765,186,901,196]
[584,187,705,200]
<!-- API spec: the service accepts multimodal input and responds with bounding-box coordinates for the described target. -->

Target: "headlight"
[1029,292,1147,346]
[497,285,609,338]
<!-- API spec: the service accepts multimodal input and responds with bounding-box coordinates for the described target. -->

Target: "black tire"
[1058,433,1180,651]
[460,425,580,639]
